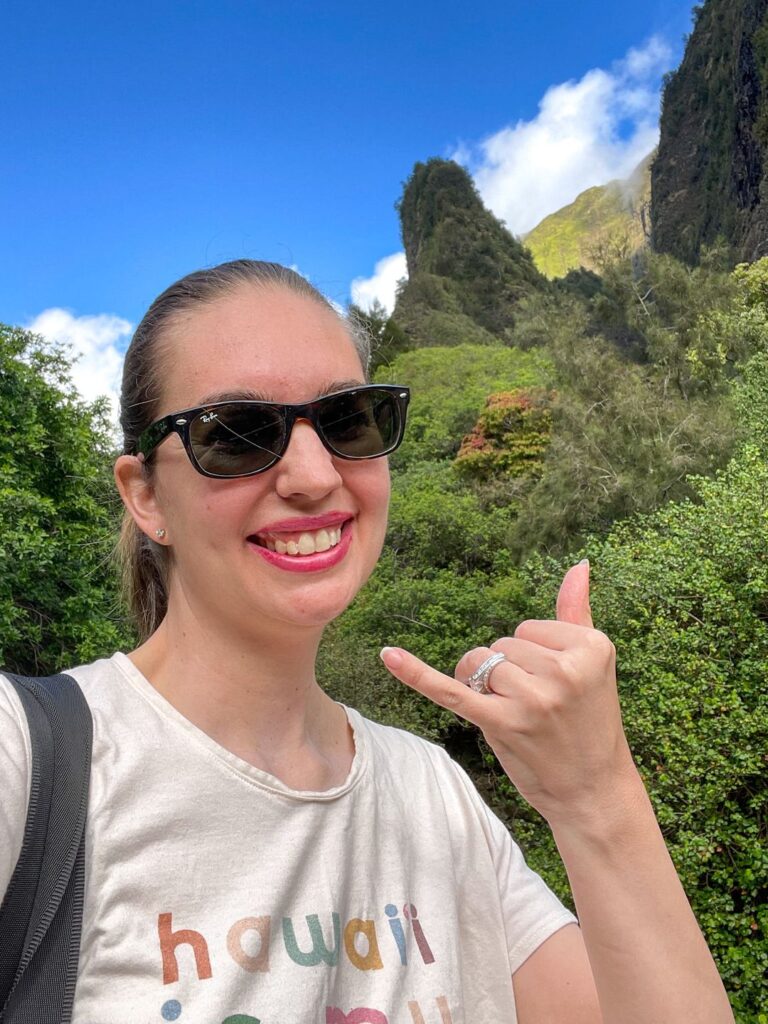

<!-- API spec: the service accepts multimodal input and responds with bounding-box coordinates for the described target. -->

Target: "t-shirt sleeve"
[0,676,32,896]
[449,756,578,974]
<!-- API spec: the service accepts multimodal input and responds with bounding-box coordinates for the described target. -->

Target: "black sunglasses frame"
[135,384,411,479]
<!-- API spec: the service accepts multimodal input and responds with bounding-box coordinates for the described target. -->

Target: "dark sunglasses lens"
[190,404,285,476]
[319,390,401,458]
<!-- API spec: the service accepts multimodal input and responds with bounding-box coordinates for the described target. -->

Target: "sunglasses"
[135,384,411,479]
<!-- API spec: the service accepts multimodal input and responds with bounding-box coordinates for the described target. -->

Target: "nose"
[273,419,343,500]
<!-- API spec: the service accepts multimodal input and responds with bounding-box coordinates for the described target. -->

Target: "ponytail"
[116,512,170,642]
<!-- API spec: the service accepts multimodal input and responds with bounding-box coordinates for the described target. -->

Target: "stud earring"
[155,528,166,540]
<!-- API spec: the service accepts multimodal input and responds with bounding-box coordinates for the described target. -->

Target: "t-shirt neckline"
[110,651,368,802]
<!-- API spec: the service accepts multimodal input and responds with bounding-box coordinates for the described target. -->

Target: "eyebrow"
[195,379,366,406]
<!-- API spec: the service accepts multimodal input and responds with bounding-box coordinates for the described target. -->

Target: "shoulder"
[0,653,126,812]
[0,673,33,894]
[0,671,32,766]
[347,707,499,827]
[64,652,131,703]
[0,654,128,892]
[348,707,463,776]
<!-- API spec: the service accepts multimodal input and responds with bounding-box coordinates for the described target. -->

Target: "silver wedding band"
[465,652,507,694]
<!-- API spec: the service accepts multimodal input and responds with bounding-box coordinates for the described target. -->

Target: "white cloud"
[26,308,132,422]
[455,36,673,236]
[350,252,408,316]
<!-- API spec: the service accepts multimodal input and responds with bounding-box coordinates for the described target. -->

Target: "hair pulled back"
[117,259,372,641]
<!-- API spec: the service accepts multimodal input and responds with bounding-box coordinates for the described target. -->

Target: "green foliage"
[348,301,411,373]
[374,343,553,469]
[653,0,768,265]
[519,444,768,1019]
[385,461,516,574]
[394,159,548,346]
[732,351,768,455]
[617,251,745,396]
[393,270,500,348]
[508,291,743,558]
[454,389,553,482]
[732,256,768,308]
[0,324,133,673]
[524,153,652,279]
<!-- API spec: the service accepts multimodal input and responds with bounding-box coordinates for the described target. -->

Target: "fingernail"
[380,647,403,669]
[579,558,590,567]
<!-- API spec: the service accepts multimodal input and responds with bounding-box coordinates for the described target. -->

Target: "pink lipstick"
[247,517,353,574]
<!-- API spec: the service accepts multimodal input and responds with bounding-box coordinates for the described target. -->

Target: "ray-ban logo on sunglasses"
[201,412,219,423]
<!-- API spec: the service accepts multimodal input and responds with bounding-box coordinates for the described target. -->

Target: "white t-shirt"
[0,654,576,1024]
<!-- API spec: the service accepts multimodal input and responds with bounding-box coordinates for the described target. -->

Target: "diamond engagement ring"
[465,652,507,694]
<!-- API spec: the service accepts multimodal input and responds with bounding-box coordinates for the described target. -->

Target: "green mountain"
[651,0,768,265]
[392,158,548,347]
[524,154,652,279]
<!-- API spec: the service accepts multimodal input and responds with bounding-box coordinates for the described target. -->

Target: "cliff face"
[393,159,548,346]
[652,0,768,265]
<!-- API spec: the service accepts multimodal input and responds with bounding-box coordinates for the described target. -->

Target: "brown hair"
[117,259,372,641]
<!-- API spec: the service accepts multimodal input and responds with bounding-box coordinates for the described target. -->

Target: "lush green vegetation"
[0,325,133,674]
[524,153,652,279]
[652,0,768,266]
[393,159,547,346]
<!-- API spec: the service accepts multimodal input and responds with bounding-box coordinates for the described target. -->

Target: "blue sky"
[2,0,696,410]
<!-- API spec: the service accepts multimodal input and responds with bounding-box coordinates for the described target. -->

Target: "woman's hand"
[380,560,640,831]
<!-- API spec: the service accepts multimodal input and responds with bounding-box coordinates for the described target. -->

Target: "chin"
[281,574,370,628]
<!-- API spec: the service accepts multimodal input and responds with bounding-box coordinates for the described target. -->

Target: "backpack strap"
[0,672,93,1024]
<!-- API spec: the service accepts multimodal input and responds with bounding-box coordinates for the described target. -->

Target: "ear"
[114,455,166,540]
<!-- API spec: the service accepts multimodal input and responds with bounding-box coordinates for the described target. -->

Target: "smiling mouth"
[251,523,346,556]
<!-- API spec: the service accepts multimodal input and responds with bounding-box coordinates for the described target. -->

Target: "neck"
[128,598,353,790]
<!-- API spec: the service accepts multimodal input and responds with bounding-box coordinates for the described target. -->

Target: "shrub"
[455,388,554,482]
[375,344,553,469]
[517,444,768,1019]
[0,325,133,673]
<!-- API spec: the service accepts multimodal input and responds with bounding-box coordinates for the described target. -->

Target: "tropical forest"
[2,0,767,1018]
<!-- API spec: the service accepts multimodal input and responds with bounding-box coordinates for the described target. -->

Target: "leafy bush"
[508,298,743,559]
[0,325,133,673]
[375,344,553,469]
[516,444,768,1020]
[455,389,553,482]
[386,460,516,573]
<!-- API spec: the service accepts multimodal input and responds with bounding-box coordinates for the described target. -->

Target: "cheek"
[360,463,391,534]
[154,468,257,549]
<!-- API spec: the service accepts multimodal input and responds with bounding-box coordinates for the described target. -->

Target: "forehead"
[159,284,365,410]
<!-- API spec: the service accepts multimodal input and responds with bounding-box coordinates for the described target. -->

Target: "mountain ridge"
[523,153,652,278]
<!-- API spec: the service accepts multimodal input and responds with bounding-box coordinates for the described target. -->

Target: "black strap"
[0,673,93,1024]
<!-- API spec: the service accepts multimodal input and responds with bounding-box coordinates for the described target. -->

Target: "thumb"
[555,559,594,628]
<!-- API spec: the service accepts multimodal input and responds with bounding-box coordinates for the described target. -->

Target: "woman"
[0,260,733,1023]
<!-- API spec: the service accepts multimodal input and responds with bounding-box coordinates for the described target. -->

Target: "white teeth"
[298,532,316,555]
[259,523,345,555]
[315,529,331,552]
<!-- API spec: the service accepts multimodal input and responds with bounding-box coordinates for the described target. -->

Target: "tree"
[374,343,553,469]
[347,301,411,373]
[0,324,133,674]
[519,441,768,1020]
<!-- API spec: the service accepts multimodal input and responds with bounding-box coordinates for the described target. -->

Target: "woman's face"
[145,284,391,638]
